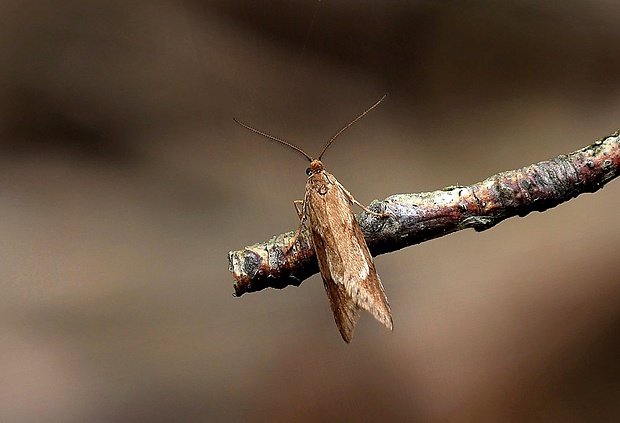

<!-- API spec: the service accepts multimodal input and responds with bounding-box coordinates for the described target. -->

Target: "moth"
[233,95,393,343]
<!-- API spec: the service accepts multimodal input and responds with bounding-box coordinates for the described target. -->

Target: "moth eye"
[305,167,312,176]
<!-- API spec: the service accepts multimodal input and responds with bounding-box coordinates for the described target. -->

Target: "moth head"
[307,159,324,176]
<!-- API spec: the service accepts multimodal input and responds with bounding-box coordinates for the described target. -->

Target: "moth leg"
[336,181,391,218]
[293,199,304,219]
[286,199,307,254]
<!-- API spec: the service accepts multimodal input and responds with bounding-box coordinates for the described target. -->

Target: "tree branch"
[229,131,620,296]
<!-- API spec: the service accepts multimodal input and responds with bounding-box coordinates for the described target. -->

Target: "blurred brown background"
[1,1,619,421]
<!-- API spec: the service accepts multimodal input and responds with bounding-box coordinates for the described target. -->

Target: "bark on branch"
[229,131,620,296]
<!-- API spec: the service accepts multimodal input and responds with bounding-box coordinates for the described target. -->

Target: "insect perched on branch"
[233,94,393,343]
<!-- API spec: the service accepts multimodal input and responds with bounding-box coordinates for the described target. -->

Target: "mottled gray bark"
[229,131,620,296]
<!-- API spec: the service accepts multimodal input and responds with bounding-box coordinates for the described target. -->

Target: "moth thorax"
[308,159,324,175]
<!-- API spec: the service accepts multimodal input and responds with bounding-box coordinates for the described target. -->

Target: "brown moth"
[233,95,392,343]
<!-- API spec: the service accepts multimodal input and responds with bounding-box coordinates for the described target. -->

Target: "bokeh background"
[1,1,620,421]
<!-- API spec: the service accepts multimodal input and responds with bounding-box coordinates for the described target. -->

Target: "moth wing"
[341,206,393,331]
[314,230,361,343]
[308,172,393,341]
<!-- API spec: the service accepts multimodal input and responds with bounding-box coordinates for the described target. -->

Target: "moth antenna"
[233,118,313,162]
[317,93,388,160]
